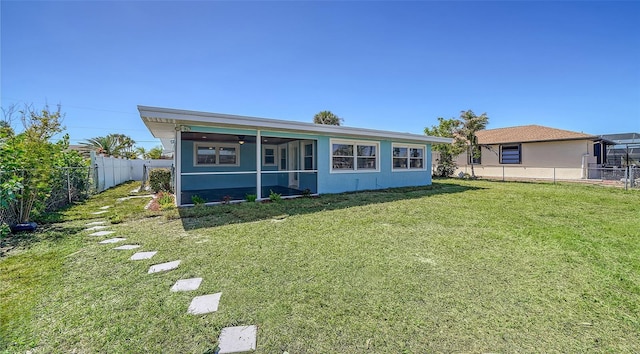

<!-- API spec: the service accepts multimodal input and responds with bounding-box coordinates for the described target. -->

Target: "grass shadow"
[177,181,483,231]
[0,223,86,258]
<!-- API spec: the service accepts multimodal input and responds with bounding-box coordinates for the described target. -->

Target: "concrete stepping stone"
[89,230,115,237]
[130,251,157,260]
[187,293,222,315]
[148,260,181,274]
[99,237,126,244]
[91,210,108,215]
[85,221,106,226]
[218,325,257,353]
[99,205,111,210]
[170,278,203,292]
[113,244,141,250]
[85,225,108,231]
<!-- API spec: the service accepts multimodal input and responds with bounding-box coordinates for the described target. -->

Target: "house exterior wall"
[316,137,432,194]
[452,140,595,180]
[178,126,433,196]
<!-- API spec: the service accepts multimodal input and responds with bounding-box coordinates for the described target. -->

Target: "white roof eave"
[138,105,453,145]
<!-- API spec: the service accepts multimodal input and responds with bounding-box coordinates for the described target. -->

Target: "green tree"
[135,145,163,159]
[0,104,67,224]
[147,146,163,159]
[313,111,343,125]
[424,117,465,177]
[81,133,136,158]
[456,110,489,178]
[135,146,147,159]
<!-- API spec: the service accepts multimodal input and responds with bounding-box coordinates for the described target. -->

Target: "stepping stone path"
[99,237,126,244]
[171,278,203,292]
[130,251,157,260]
[88,197,258,351]
[188,293,222,315]
[113,244,141,250]
[85,225,108,231]
[218,325,258,354]
[148,260,181,274]
[89,230,115,237]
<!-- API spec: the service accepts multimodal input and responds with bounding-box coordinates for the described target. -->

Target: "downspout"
[581,153,589,179]
[175,126,182,206]
[256,130,262,200]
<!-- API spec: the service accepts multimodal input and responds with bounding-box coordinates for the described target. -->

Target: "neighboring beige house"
[450,125,608,180]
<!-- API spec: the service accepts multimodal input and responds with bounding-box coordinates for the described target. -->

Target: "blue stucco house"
[139,106,452,206]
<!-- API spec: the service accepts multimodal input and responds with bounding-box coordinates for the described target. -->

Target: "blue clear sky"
[2,1,639,150]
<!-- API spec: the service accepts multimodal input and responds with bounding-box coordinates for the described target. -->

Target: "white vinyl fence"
[91,152,173,192]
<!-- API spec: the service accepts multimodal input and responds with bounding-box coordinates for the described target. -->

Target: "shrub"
[245,194,257,202]
[191,195,205,205]
[302,188,312,197]
[149,169,172,193]
[0,223,10,238]
[269,190,282,202]
[158,192,175,210]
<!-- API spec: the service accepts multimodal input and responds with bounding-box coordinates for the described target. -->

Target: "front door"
[288,141,299,188]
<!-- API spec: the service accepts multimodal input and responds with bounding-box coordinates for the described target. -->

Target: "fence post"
[624,166,628,191]
[67,168,72,204]
[502,166,505,182]
[553,168,556,184]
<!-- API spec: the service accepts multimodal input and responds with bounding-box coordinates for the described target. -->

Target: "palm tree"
[80,133,136,158]
[80,135,120,156]
[456,110,489,178]
[135,146,147,159]
[147,146,164,159]
[313,111,342,125]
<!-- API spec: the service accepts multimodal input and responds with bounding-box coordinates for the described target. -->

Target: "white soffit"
[138,105,453,144]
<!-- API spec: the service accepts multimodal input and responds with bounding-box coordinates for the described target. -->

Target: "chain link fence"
[588,166,638,189]
[445,165,639,189]
[1,166,94,227]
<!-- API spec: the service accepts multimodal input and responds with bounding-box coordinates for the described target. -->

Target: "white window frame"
[194,142,240,167]
[392,143,426,172]
[262,145,277,166]
[303,140,315,170]
[330,139,380,173]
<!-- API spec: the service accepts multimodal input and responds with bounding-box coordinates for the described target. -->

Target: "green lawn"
[1,180,639,353]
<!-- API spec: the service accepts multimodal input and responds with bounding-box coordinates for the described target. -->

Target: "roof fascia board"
[139,106,452,144]
[481,136,600,145]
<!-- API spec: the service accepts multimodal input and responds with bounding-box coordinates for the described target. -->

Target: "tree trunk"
[469,146,476,178]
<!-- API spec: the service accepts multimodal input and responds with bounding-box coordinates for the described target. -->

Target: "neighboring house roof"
[68,144,93,158]
[476,125,599,144]
[138,106,452,148]
[600,132,640,143]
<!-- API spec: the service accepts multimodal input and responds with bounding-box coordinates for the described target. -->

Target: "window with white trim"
[392,144,425,170]
[331,140,379,172]
[304,142,314,170]
[194,143,240,166]
[263,145,276,166]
